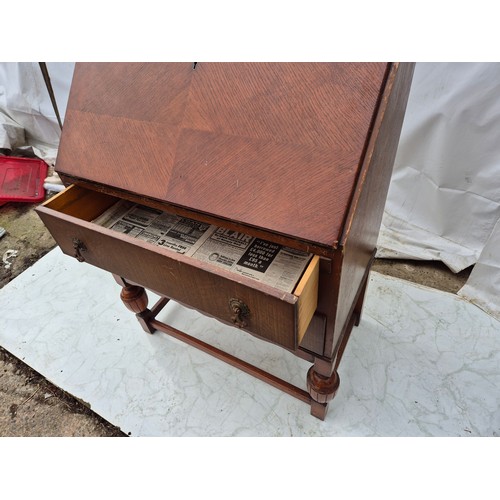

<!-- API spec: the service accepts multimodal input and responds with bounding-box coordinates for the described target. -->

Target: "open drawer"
[36,185,319,350]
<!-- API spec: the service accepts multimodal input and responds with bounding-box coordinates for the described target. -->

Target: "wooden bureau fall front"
[37,63,414,419]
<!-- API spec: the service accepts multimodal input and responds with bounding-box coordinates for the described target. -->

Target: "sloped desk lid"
[56,62,389,248]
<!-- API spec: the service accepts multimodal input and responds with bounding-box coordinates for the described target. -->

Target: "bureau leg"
[118,283,155,334]
[306,366,340,420]
[310,400,328,420]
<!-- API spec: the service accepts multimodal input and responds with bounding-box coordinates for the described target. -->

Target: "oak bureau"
[36,63,415,419]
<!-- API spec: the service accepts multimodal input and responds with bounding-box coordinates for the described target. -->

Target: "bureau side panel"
[325,62,415,359]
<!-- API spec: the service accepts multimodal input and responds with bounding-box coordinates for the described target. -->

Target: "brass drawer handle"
[72,238,87,262]
[229,298,250,328]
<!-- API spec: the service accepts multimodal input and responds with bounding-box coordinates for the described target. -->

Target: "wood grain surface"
[56,63,389,248]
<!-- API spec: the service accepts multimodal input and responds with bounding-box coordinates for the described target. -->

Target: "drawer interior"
[43,184,120,221]
[44,184,317,297]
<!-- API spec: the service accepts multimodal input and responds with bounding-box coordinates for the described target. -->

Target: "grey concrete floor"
[0,197,472,437]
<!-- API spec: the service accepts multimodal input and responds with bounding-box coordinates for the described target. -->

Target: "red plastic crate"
[0,156,48,204]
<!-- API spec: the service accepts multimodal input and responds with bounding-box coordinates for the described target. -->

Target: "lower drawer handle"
[72,238,87,262]
[229,298,250,328]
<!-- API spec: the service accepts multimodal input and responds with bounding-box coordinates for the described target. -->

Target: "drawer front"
[37,189,318,350]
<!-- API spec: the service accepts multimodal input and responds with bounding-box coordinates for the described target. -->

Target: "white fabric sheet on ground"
[0,248,498,436]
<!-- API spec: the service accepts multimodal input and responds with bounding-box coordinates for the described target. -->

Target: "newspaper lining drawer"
[36,185,319,350]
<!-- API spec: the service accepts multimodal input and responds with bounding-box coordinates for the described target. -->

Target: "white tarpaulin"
[459,216,500,321]
[377,62,500,320]
[378,63,500,271]
[1,62,499,320]
[0,62,74,164]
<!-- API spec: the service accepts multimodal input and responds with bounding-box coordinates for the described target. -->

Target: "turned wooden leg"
[120,284,148,313]
[307,367,340,420]
[119,283,156,334]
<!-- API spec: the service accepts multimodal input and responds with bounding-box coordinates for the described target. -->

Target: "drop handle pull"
[229,298,250,328]
[72,238,87,262]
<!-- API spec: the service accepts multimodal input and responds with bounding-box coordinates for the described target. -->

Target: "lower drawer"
[36,185,319,350]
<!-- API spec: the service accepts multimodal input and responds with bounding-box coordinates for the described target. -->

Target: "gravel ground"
[0,192,472,437]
